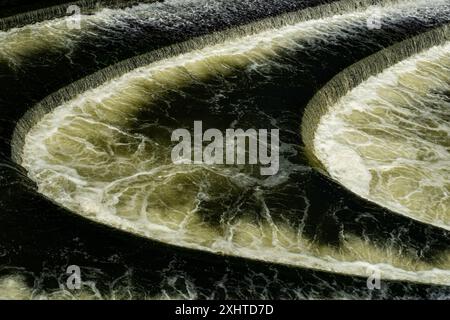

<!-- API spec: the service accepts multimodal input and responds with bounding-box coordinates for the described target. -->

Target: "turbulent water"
[314,42,450,231]
[17,0,450,288]
[0,0,449,300]
[0,0,320,67]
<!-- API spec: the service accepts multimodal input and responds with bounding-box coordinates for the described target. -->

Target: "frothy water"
[19,0,450,286]
[314,42,450,230]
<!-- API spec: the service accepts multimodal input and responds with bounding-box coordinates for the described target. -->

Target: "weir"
[13,0,450,286]
[0,0,158,31]
[0,0,329,67]
[11,0,449,163]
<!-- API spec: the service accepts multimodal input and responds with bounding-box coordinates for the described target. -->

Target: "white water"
[315,42,450,231]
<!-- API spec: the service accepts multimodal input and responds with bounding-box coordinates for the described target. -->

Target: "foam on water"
[314,42,450,230]
[20,1,450,285]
